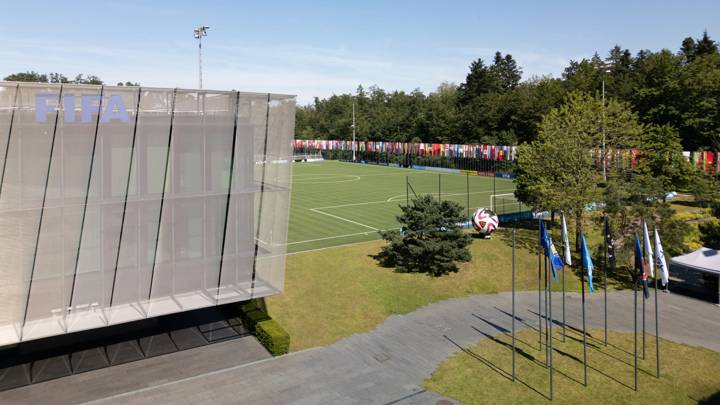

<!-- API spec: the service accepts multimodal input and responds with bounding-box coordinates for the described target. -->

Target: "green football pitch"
[286,160,517,253]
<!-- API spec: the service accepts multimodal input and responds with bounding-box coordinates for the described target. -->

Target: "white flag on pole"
[654,228,669,287]
[643,221,655,278]
[561,213,571,266]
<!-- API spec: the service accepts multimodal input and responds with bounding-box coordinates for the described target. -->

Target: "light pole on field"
[351,99,356,162]
[194,25,210,89]
[601,62,612,182]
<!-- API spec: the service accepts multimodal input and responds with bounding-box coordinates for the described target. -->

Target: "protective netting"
[0,83,295,344]
[406,171,529,225]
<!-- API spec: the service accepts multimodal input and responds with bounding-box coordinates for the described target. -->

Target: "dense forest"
[295,31,720,151]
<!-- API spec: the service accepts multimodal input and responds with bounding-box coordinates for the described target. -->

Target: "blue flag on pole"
[539,220,562,282]
[634,237,650,298]
[539,219,549,254]
[580,233,594,293]
[547,236,564,281]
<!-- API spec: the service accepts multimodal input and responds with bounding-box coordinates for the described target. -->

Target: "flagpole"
[512,227,516,382]
[548,255,554,400]
[561,213,568,343]
[655,276,660,378]
[581,250,588,386]
[538,224,542,351]
[643,277,646,360]
[634,273,638,391]
[545,255,549,367]
[603,216,608,346]
[562,254,566,342]
[642,222,646,361]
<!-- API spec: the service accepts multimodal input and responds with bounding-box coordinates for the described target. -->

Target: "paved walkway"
[3,290,719,404]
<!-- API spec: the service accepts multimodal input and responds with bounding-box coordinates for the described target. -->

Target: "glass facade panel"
[69,87,140,333]
[0,83,65,345]
[0,82,294,345]
[217,93,268,303]
[252,94,295,296]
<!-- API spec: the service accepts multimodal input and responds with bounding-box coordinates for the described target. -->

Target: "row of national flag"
[295,139,720,174]
[293,140,518,161]
[540,215,669,295]
[684,150,720,175]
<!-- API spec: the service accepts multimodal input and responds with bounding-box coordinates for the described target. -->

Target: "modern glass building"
[0,82,294,346]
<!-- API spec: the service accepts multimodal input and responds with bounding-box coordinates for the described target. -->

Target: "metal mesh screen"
[0,82,294,345]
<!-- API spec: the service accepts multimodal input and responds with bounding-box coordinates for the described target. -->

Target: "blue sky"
[2,1,718,103]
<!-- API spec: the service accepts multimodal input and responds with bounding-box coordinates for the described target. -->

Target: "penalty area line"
[308,208,378,231]
[287,230,383,245]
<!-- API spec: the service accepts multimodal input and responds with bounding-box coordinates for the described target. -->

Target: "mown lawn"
[424,328,720,404]
[266,226,617,352]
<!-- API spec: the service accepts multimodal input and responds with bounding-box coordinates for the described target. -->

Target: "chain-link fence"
[405,172,531,227]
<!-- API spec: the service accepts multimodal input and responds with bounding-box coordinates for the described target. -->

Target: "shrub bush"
[238,301,270,332]
[238,300,290,355]
[255,319,290,356]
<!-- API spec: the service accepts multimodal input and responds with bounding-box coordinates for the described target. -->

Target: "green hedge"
[238,300,290,355]
[255,319,290,356]
[244,309,271,332]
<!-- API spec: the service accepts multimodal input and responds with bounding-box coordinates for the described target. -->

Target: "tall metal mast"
[193,25,210,89]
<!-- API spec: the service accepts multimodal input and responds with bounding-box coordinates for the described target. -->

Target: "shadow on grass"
[671,199,705,208]
[698,391,720,404]
[552,346,636,390]
[552,326,655,378]
[368,251,465,278]
[471,327,541,365]
[545,317,636,357]
[442,334,550,401]
[470,325,586,387]
[466,314,654,394]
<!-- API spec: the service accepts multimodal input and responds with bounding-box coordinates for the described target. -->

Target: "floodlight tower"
[193,25,210,89]
[601,61,613,182]
[351,99,356,162]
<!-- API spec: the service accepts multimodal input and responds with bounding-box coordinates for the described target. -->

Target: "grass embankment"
[267,227,611,352]
[424,328,720,404]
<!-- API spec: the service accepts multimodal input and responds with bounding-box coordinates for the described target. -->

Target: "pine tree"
[680,37,696,62]
[457,58,500,103]
[377,195,472,276]
[695,30,718,57]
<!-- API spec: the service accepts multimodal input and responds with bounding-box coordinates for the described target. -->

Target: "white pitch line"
[312,199,398,210]
[308,208,378,231]
[286,230,384,245]
[293,175,361,184]
[311,189,516,210]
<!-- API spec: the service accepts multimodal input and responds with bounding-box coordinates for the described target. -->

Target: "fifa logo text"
[35,94,130,123]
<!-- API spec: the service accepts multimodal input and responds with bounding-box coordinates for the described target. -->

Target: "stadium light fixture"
[601,61,613,182]
[351,99,356,162]
[194,25,210,89]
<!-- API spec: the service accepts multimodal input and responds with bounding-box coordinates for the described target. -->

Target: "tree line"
[3,71,139,87]
[296,31,720,151]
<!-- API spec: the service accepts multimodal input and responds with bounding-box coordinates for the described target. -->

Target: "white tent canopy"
[670,247,720,276]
